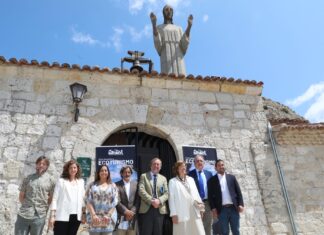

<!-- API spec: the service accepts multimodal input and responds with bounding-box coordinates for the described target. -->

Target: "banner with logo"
[182,145,217,175]
[96,145,137,182]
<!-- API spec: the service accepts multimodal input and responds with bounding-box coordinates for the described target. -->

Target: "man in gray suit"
[138,157,169,235]
[116,165,139,235]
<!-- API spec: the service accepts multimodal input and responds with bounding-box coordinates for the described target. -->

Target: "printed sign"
[182,145,217,175]
[96,145,137,182]
[77,157,92,178]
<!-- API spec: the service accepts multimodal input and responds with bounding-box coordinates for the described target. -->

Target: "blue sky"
[1,0,324,122]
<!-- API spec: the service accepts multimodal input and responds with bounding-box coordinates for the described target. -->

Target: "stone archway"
[102,127,176,180]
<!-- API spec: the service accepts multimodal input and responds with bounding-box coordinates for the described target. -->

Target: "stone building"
[0,56,323,234]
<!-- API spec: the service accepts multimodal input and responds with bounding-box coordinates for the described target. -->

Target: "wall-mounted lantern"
[69,82,87,122]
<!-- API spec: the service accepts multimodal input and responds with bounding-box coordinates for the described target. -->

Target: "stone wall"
[253,124,324,235]
[274,126,324,235]
[276,144,324,235]
[1,61,268,234]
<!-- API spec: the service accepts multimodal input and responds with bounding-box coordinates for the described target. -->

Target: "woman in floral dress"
[86,165,119,235]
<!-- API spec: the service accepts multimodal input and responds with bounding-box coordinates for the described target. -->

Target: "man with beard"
[208,159,244,235]
[116,165,139,235]
[15,156,56,235]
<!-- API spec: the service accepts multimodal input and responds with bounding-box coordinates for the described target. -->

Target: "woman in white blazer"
[168,161,205,235]
[49,159,86,235]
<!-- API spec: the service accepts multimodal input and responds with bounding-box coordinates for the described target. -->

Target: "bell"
[130,60,144,73]
[121,50,153,73]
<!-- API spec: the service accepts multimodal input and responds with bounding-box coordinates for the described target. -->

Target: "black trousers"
[139,207,164,235]
[54,214,81,235]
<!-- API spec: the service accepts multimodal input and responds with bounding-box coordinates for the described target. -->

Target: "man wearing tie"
[116,165,139,235]
[188,154,213,235]
[138,157,169,235]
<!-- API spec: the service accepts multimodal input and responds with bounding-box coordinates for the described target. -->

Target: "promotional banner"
[182,145,217,175]
[96,145,137,182]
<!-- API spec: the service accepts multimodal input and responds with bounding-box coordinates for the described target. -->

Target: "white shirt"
[69,181,78,214]
[217,173,233,205]
[195,169,208,200]
[123,180,130,200]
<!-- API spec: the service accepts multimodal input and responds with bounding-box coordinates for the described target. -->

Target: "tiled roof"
[272,122,324,145]
[269,118,309,126]
[274,122,324,130]
[0,56,264,86]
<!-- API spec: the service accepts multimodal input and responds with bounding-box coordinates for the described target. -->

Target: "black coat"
[207,173,244,214]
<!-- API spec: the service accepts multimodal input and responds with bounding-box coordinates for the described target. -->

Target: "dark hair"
[162,4,173,24]
[215,159,224,166]
[120,165,133,177]
[172,161,186,177]
[95,165,112,183]
[61,159,82,179]
[36,156,50,167]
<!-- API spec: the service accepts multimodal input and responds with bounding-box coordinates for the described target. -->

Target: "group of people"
[15,155,244,235]
[15,157,136,235]
[168,155,245,235]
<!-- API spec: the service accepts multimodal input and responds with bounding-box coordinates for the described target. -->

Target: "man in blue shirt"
[188,155,213,235]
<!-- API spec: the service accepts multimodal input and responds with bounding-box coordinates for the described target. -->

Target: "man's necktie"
[153,174,157,198]
[198,171,205,199]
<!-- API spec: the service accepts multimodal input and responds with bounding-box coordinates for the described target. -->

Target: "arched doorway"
[103,127,176,235]
[102,127,177,181]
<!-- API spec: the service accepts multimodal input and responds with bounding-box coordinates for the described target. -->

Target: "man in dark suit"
[208,159,244,235]
[116,165,139,235]
[138,157,168,235]
[188,154,213,235]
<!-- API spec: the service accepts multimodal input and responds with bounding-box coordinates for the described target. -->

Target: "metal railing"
[267,122,298,235]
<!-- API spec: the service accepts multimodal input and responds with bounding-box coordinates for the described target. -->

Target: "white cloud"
[70,24,151,53]
[110,27,124,52]
[71,28,99,45]
[285,82,324,123]
[286,82,324,107]
[304,93,324,122]
[128,0,190,14]
[71,27,111,48]
[128,24,151,42]
[129,0,145,13]
[166,0,185,9]
[203,14,209,23]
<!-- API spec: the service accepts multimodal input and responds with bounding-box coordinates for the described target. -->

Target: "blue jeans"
[218,206,240,235]
[15,214,46,235]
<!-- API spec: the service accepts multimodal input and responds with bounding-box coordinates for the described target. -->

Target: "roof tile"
[0,55,264,87]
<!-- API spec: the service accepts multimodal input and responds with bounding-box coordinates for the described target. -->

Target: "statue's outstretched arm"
[180,15,193,55]
[150,12,158,37]
[151,12,162,55]
[185,14,193,38]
